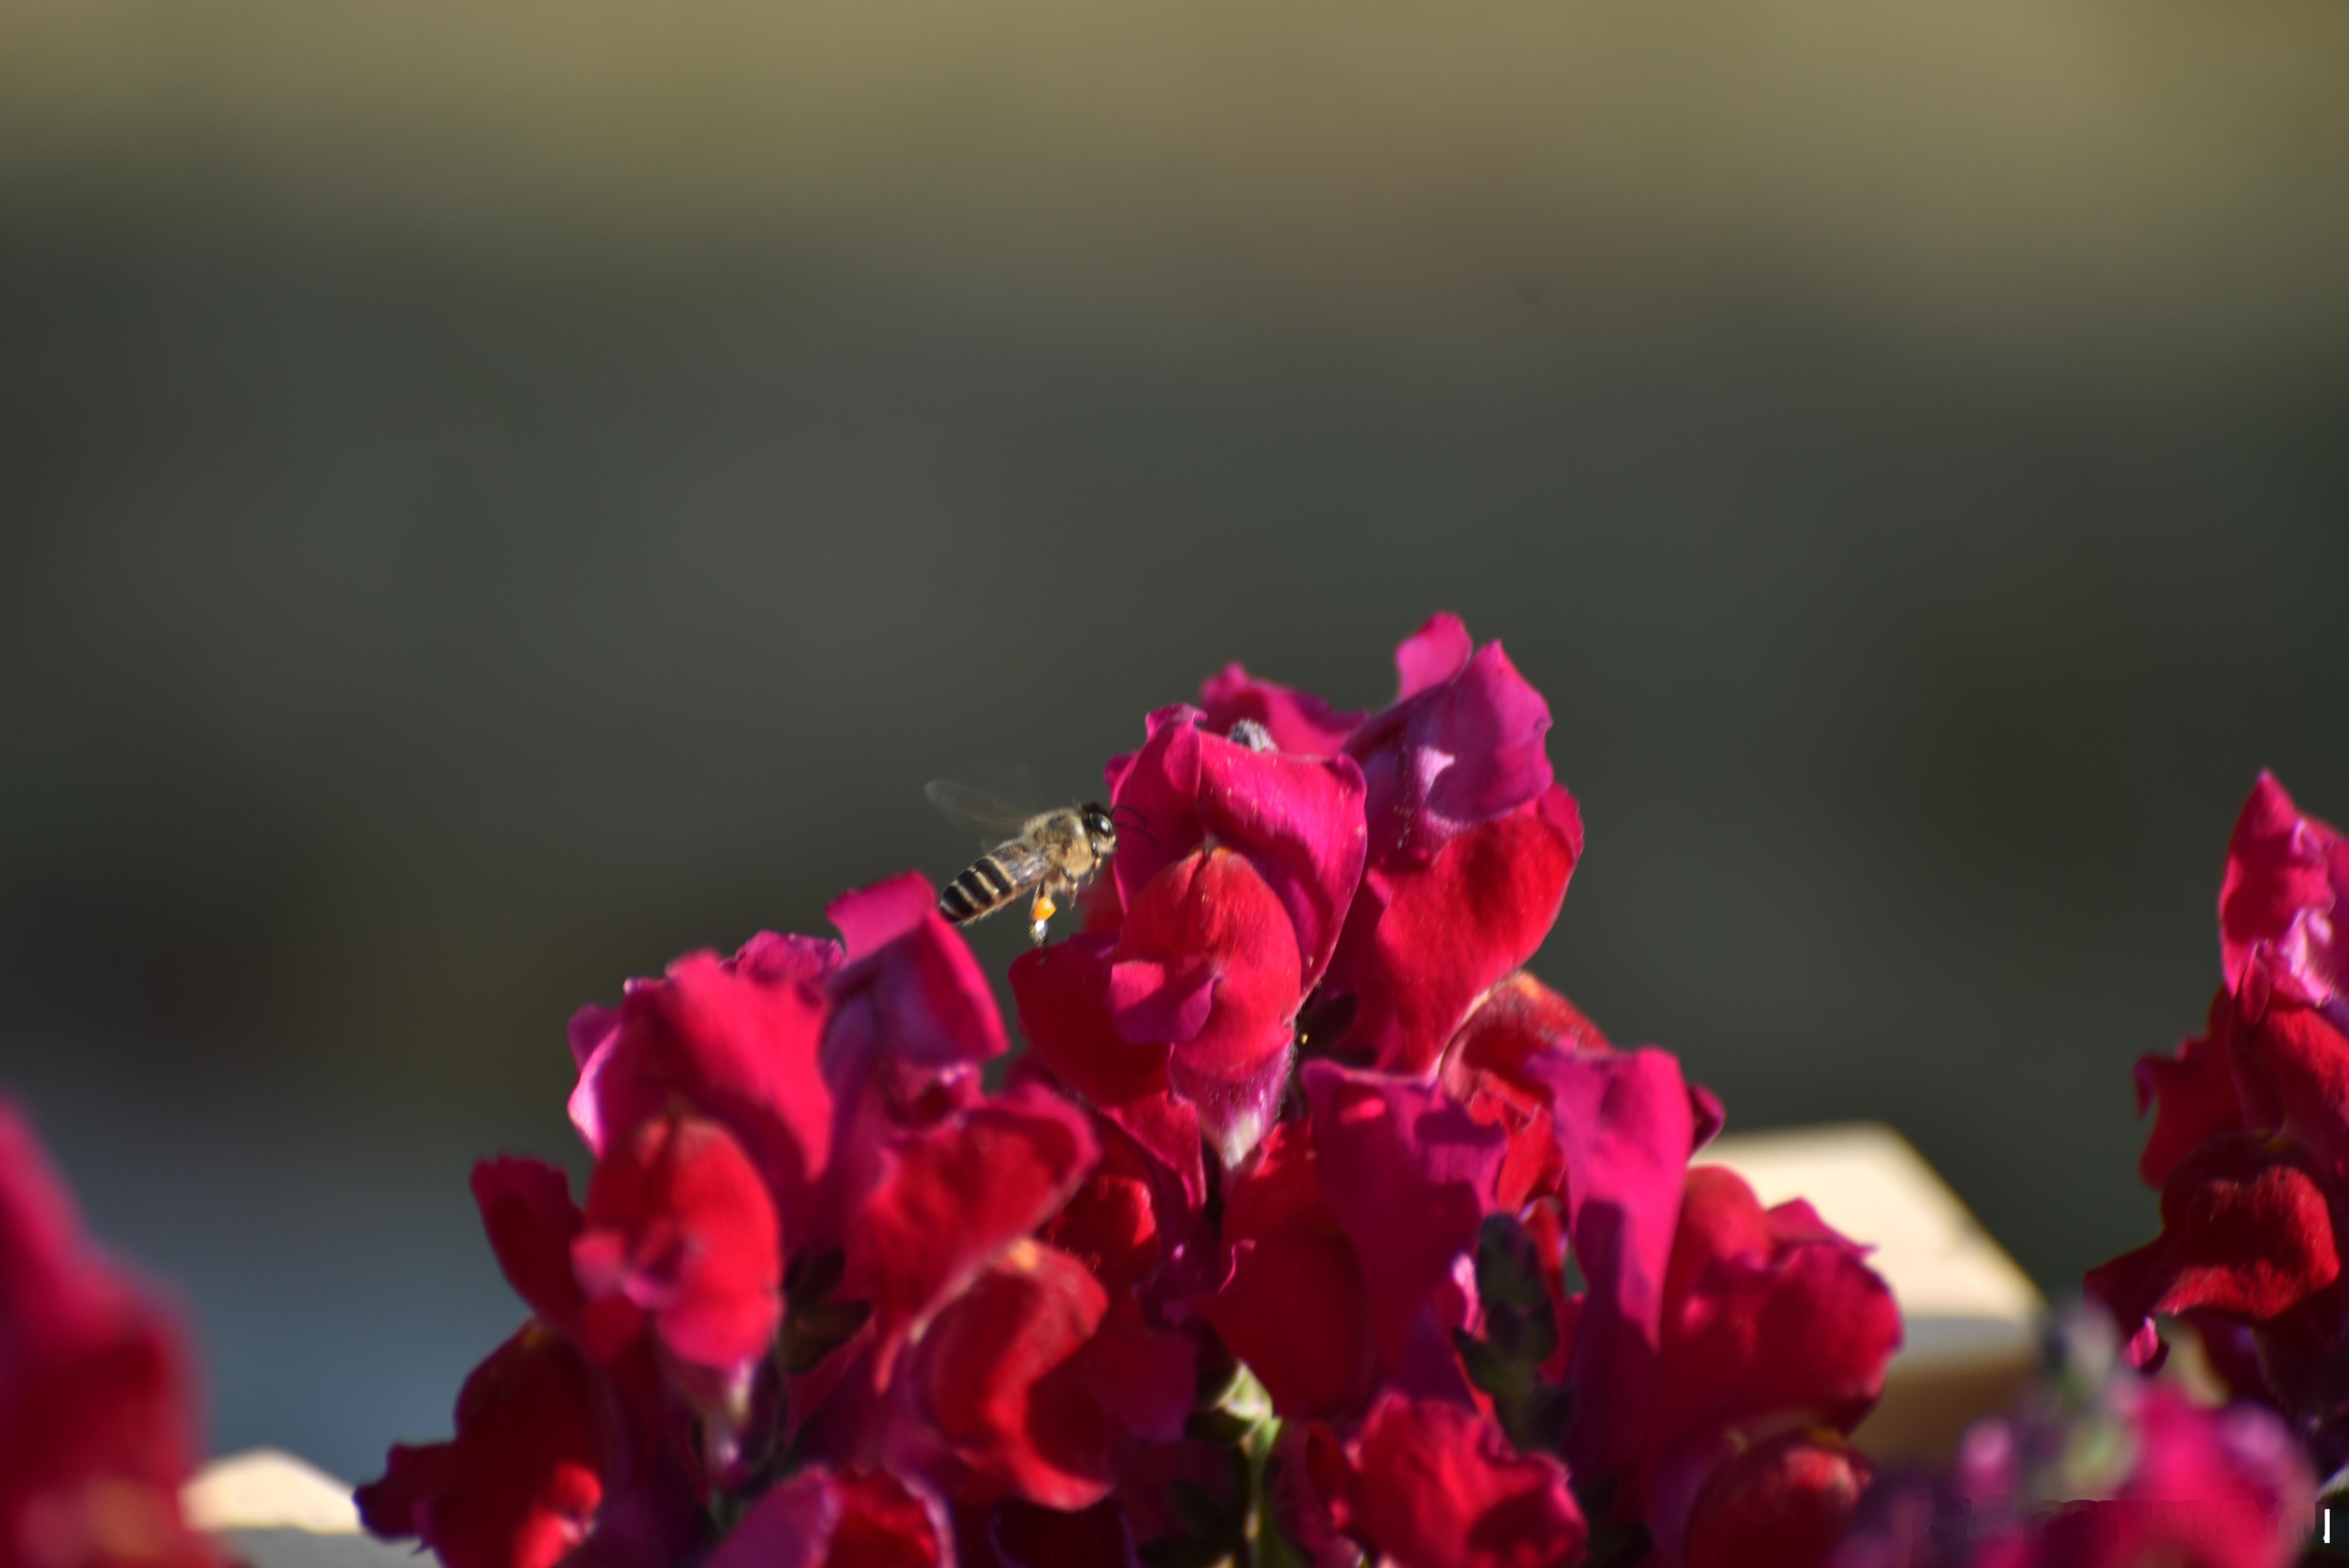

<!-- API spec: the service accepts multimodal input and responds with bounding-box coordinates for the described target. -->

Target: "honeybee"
[926,781,1123,944]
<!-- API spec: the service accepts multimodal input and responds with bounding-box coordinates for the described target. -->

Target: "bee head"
[1081,802,1119,857]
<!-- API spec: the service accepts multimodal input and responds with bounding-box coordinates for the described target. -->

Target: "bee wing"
[926,779,1041,835]
[984,838,1053,892]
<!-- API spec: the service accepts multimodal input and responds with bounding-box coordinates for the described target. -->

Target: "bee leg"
[1028,890,1058,946]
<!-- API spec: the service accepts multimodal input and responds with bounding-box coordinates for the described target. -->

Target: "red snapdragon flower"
[367,613,1911,1568]
[1201,614,1586,1078]
[1319,617,1586,1078]
[2090,774,2349,1473]
[1636,1169,1900,1562]
[0,1102,218,1568]
[2221,772,2348,1032]
[1016,704,1367,1167]
[1418,979,1895,1565]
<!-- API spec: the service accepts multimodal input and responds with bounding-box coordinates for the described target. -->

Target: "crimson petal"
[1333,1394,1587,1568]
[1317,787,1583,1076]
[2087,1131,2341,1349]
[572,1113,782,1396]
[472,1158,642,1363]
[1302,1062,1505,1375]
[1525,1045,1698,1482]
[845,1086,1098,1384]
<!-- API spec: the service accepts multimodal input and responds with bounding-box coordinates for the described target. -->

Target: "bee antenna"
[1108,803,1160,847]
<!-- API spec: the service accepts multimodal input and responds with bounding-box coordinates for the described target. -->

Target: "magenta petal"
[2222,772,2349,1029]
[1347,635,1555,867]
[1013,935,1178,1110]
[574,1114,781,1385]
[1315,786,1583,1076]
[569,1004,621,1073]
[1168,1037,1296,1171]
[845,1085,1099,1383]
[1098,1091,1208,1224]
[472,1157,642,1362]
[733,931,847,988]
[827,872,939,963]
[823,870,1009,1080]
[565,938,833,1237]
[1391,612,1474,701]
[1108,959,1217,1046]
[1110,707,1367,989]
[1302,1062,1506,1375]
[1526,1046,1698,1481]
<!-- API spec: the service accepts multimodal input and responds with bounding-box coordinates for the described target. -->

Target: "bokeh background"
[3,0,2345,1478]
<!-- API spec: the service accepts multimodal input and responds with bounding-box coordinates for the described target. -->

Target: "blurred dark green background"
[3,0,2345,1479]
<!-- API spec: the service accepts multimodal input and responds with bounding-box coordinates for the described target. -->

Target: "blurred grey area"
[2,0,2346,1479]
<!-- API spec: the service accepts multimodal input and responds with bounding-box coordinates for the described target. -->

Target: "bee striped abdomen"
[939,853,1022,924]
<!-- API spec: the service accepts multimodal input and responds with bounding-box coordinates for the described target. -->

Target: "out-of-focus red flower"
[2086,1131,2341,1349]
[1316,615,1584,1076]
[1835,1311,2318,1568]
[1317,1393,1587,1568]
[705,1466,947,1568]
[2063,1387,2315,1568]
[357,1324,624,1568]
[2221,771,2349,1032]
[571,1112,783,1416]
[2084,1391,2310,1568]
[0,1102,218,1568]
[567,932,836,1241]
[1905,1372,2317,1568]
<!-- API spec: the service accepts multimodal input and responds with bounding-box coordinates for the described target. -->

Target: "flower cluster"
[2086,773,2349,1480]
[360,616,1903,1568]
[0,1100,219,1568]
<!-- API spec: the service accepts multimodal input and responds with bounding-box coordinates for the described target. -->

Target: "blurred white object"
[184,1449,359,1533]
[1704,1121,2046,1465]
